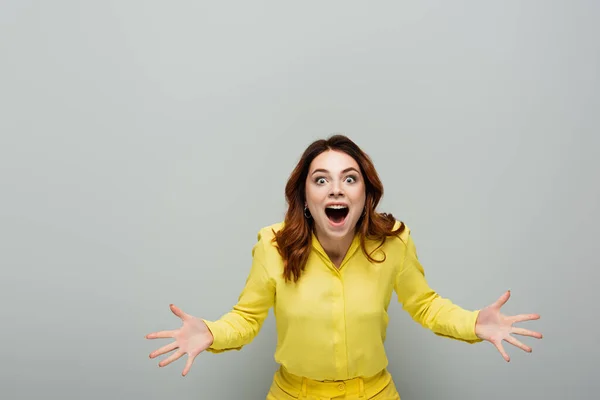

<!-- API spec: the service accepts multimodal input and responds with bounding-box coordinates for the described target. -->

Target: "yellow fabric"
[267,366,400,399]
[203,220,482,381]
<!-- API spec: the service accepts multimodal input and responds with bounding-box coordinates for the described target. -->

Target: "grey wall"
[2,1,598,399]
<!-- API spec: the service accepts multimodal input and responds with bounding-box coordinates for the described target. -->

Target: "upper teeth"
[327,205,347,209]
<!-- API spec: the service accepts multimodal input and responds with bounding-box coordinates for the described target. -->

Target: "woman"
[146,135,542,399]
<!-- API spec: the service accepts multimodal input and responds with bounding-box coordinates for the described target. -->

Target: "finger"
[493,290,511,309]
[493,340,510,362]
[146,330,177,339]
[158,350,185,367]
[182,353,198,376]
[510,313,540,324]
[170,304,189,320]
[511,327,543,339]
[149,341,178,359]
[505,335,532,353]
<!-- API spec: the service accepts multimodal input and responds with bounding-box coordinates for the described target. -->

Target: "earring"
[304,205,312,219]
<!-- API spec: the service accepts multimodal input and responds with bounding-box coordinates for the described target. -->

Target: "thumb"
[170,304,189,320]
[492,290,511,309]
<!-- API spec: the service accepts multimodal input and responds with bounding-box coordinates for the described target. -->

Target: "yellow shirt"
[203,221,482,381]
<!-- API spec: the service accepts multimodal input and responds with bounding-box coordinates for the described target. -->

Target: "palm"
[145,304,214,376]
[475,290,542,362]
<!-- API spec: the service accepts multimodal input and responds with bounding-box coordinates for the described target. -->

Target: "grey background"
[1,1,598,399]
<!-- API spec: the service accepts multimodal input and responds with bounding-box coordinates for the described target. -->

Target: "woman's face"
[305,150,366,240]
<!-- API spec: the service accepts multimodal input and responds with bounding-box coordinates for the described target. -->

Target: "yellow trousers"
[266,366,401,399]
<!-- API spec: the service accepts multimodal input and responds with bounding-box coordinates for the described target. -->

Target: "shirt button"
[338,383,345,391]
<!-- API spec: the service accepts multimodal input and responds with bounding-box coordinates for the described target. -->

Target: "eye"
[345,175,357,183]
[315,177,327,185]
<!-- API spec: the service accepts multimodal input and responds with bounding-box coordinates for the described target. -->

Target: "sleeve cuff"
[462,309,484,343]
[433,309,483,344]
[202,319,243,353]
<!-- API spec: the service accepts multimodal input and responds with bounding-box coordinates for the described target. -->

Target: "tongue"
[326,208,347,223]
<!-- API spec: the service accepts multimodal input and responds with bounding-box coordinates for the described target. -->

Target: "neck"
[314,227,355,262]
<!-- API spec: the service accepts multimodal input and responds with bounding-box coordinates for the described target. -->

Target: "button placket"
[333,274,344,375]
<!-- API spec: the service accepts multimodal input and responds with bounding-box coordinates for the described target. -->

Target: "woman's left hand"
[475,290,543,362]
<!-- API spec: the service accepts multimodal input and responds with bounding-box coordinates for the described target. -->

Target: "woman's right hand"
[145,304,214,376]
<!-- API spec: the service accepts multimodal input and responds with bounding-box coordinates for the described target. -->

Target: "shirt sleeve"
[394,230,483,344]
[202,230,276,352]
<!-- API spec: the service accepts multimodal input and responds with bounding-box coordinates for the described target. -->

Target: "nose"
[329,184,344,197]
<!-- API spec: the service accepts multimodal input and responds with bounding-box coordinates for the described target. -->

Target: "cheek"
[304,185,321,204]
[348,186,366,206]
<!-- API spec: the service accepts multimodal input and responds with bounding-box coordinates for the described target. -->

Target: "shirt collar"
[310,229,361,270]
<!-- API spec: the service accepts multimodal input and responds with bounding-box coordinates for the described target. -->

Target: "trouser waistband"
[274,366,391,398]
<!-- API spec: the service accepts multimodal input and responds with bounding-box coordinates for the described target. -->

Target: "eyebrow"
[311,167,360,176]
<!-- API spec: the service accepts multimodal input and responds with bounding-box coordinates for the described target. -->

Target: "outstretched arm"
[395,230,543,360]
[145,231,275,375]
[394,231,482,343]
[202,240,275,352]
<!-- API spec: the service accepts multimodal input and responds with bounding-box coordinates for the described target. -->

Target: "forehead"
[309,150,360,172]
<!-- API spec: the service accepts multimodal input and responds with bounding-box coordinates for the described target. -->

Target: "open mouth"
[325,205,349,225]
